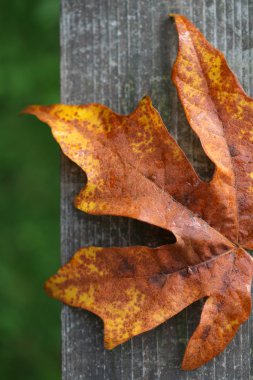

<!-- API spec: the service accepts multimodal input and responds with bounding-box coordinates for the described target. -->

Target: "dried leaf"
[23,15,253,370]
[172,14,253,247]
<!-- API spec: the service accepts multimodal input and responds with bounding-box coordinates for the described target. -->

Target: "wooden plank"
[60,0,253,378]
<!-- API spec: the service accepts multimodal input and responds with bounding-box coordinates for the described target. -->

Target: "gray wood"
[60,0,253,379]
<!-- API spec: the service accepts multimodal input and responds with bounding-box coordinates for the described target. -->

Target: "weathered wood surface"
[60,0,253,379]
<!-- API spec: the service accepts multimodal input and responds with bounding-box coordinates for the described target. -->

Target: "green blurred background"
[0,0,61,379]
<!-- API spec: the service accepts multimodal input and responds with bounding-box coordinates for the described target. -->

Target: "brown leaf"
[45,245,252,371]
[172,15,253,247]
[23,15,253,370]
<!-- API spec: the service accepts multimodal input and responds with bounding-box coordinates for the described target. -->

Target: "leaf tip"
[43,276,55,298]
[20,105,40,117]
[168,13,183,20]
[20,105,33,115]
[104,340,114,350]
[140,94,152,104]
[181,353,200,371]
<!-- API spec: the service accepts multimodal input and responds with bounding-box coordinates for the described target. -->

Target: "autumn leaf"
[23,15,253,370]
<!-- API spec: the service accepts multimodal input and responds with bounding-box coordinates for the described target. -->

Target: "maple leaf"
[23,15,253,370]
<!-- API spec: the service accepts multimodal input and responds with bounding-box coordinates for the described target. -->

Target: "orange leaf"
[172,14,253,247]
[45,245,252,370]
[23,15,253,370]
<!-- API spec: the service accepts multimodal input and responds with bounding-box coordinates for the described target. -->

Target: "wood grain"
[60,0,253,378]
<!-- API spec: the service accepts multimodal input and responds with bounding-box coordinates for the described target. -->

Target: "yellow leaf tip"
[43,279,53,297]
[140,95,152,105]
[168,13,182,18]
